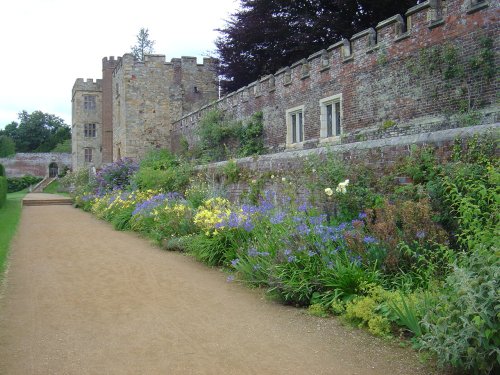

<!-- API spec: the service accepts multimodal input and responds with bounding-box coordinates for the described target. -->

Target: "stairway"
[32,177,56,193]
[22,193,73,206]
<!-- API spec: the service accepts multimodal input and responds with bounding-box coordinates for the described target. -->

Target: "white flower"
[335,179,349,194]
[324,187,333,196]
[312,168,316,173]
[251,179,257,184]
[282,177,286,182]
[271,174,275,179]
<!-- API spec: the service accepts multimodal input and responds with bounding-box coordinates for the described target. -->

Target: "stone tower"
[71,78,102,170]
[72,54,218,169]
[112,54,218,160]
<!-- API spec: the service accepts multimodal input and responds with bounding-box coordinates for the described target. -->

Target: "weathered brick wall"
[196,123,498,203]
[0,153,72,178]
[112,54,218,161]
[171,0,498,154]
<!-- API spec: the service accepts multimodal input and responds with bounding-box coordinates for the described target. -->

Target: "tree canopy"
[216,0,420,92]
[0,135,15,157]
[0,110,71,153]
[131,27,155,61]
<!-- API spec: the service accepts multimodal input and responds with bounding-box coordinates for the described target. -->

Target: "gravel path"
[0,202,441,374]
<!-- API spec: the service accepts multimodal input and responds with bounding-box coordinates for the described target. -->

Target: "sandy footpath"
[0,204,441,375]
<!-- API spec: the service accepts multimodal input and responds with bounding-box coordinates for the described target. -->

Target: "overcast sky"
[0,0,239,129]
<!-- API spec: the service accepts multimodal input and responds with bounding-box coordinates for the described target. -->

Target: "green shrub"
[0,176,7,208]
[0,135,15,157]
[419,246,500,374]
[132,149,192,192]
[7,175,43,193]
[237,111,265,157]
[0,163,5,177]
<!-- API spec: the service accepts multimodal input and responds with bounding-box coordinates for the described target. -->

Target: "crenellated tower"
[71,78,102,170]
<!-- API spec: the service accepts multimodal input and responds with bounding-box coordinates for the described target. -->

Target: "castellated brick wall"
[112,54,218,161]
[171,0,499,156]
[72,79,103,170]
[0,153,71,178]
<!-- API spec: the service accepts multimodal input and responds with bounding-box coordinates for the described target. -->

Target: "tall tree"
[216,0,420,92]
[0,135,15,157]
[131,27,156,61]
[0,111,70,153]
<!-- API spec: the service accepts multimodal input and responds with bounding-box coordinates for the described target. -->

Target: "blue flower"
[416,230,426,239]
[358,212,367,219]
[363,236,377,244]
[287,255,297,263]
[231,258,240,267]
[284,249,292,256]
[270,211,286,224]
[248,247,259,257]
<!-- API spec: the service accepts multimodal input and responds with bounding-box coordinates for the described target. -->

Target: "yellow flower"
[324,187,333,196]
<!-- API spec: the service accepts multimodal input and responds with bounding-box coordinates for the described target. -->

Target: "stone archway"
[49,162,58,178]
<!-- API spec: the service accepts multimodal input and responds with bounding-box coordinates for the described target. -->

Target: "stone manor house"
[72,0,498,171]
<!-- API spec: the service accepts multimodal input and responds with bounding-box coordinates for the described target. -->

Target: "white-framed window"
[286,105,305,145]
[84,148,93,163]
[320,94,342,138]
[84,95,96,110]
[84,123,96,137]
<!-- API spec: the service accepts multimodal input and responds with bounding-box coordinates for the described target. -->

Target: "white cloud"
[0,0,239,129]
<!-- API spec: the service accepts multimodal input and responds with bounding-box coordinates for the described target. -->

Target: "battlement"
[72,78,102,92]
[113,53,218,76]
[175,0,495,125]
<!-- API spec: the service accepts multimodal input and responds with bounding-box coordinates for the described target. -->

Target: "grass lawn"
[0,189,27,277]
[43,180,69,196]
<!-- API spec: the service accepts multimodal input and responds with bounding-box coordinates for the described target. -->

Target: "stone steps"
[23,199,72,206]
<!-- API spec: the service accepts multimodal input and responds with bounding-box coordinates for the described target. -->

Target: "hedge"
[0,176,7,208]
[7,175,43,193]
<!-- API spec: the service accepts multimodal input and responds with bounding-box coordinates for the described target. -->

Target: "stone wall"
[171,0,498,155]
[0,153,72,178]
[72,79,103,170]
[196,123,498,203]
[102,57,120,164]
[112,54,218,161]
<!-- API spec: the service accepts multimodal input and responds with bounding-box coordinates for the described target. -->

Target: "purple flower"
[363,236,377,244]
[284,249,292,256]
[358,212,367,219]
[253,264,262,271]
[287,255,297,263]
[259,251,270,257]
[226,275,235,282]
[248,247,259,257]
[307,250,316,257]
[416,230,426,239]
[243,219,254,232]
[231,258,240,267]
[296,223,310,235]
[270,211,286,224]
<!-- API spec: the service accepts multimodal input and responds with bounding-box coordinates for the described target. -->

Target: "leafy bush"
[60,169,97,203]
[132,149,191,192]
[0,163,5,176]
[96,158,138,194]
[419,246,500,374]
[237,111,265,157]
[7,175,42,193]
[0,176,7,208]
